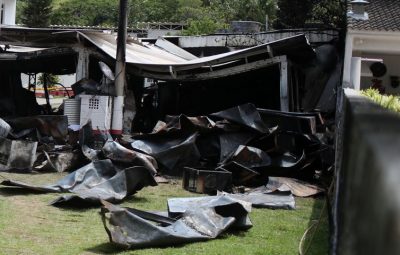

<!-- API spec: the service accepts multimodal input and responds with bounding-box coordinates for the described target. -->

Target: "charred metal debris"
[0,29,338,249]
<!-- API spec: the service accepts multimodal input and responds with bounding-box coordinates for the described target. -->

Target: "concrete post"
[342,34,354,88]
[75,47,89,82]
[350,57,362,91]
[111,0,129,135]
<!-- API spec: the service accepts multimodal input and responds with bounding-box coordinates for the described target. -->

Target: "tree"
[51,0,119,27]
[275,0,346,29]
[209,0,277,24]
[311,0,346,29]
[275,0,313,28]
[21,0,53,27]
[182,16,227,36]
[38,73,60,88]
[139,0,180,22]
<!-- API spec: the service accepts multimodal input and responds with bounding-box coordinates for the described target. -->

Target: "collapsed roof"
[0,27,315,81]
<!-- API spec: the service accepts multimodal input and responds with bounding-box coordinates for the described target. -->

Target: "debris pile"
[0,101,332,248]
[0,117,158,207]
[0,26,339,251]
[130,103,333,192]
[101,103,331,248]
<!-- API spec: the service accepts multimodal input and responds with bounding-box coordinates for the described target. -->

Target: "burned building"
[0,27,341,134]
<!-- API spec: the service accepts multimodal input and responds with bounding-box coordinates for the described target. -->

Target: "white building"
[0,0,16,25]
[344,0,400,94]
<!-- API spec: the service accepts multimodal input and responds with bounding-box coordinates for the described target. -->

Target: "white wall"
[344,30,400,91]
[147,29,181,39]
[0,0,16,25]
[360,54,400,95]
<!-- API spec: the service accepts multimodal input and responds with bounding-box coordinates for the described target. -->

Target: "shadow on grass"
[86,241,198,254]
[0,187,47,196]
[301,195,330,255]
[86,224,248,254]
[86,243,126,254]
[124,195,150,203]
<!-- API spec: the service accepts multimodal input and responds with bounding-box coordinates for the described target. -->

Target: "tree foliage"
[181,0,277,35]
[311,0,347,28]
[38,73,60,88]
[275,0,346,29]
[182,16,227,36]
[20,0,53,27]
[16,0,345,34]
[210,0,276,24]
[51,0,119,26]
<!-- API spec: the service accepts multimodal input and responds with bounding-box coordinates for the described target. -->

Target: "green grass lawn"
[0,172,329,255]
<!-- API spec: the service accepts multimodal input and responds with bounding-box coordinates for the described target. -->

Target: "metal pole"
[43,73,52,113]
[111,0,128,135]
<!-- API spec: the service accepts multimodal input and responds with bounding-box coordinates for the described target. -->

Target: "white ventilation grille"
[89,98,100,109]
[64,99,81,126]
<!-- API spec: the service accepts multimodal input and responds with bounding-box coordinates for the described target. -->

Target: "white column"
[3,0,16,25]
[75,47,89,81]
[343,34,354,88]
[111,0,129,136]
[350,57,362,91]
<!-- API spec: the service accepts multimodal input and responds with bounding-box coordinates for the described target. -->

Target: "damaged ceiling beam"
[129,56,287,81]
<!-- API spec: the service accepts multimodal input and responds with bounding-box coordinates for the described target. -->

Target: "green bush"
[361,88,400,113]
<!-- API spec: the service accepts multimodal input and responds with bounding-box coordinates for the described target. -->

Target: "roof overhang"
[0,47,77,74]
[347,29,400,54]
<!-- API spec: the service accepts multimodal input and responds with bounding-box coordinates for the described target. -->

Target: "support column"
[343,34,354,88]
[279,56,289,112]
[111,0,129,136]
[75,47,89,81]
[350,57,362,91]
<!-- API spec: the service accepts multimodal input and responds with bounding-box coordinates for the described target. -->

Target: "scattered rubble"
[0,29,338,250]
[0,137,37,171]
[101,196,252,249]
[1,159,156,207]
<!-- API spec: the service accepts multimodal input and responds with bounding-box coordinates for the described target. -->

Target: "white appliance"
[79,95,113,131]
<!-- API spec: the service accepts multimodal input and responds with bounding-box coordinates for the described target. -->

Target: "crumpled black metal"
[130,106,270,175]
[103,140,158,175]
[5,115,68,143]
[131,133,200,175]
[0,118,11,138]
[78,121,159,175]
[168,191,295,213]
[100,195,252,249]
[211,104,272,134]
[0,159,157,206]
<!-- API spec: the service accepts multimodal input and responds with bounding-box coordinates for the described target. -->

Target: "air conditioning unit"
[79,95,113,131]
[63,98,81,126]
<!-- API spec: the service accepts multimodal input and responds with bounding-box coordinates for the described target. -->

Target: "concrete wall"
[178,29,339,49]
[333,89,400,255]
[147,29,182,39]
[0,0,16,25]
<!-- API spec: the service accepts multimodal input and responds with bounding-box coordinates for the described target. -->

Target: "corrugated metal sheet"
[0,27,315,81]
[78,32,314,74]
